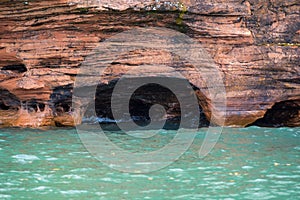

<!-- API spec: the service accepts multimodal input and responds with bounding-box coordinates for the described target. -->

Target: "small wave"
[70,168,93,172]
[82,116,120,123]
[0,194,11,199]
[60,190,88,195]
[12,154,39,164]
[95,192,107,196]
[82,116,152,124]
[266,174,300,179]
[242,166,254,169]
[247,179,268,183]
[31,186,50,191]
[45,157,58,161]
[169,168,184,172]
[62,174,84,180]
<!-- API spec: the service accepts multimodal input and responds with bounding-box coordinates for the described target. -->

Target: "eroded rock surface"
[0,0,299,127]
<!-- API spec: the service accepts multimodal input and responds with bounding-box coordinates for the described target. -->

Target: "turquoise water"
[0,127,299,199]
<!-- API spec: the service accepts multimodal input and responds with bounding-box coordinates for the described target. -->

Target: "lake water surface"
[0,127,299,199]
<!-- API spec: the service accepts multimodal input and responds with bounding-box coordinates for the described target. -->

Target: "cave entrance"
[251,100,300,127]
[50,84,73,115]
[86,77,209,130]
[0,89,20,111]
[1,64,27,73]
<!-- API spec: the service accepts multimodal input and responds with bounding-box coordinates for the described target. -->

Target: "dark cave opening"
[1,64,27,73]
[22,100,46,113]
[0,102,10,110]
[251,100,300,127]
[0,89,20,111]
[90,78,209,130]
[0,89,48,113]
[50,84,73,115]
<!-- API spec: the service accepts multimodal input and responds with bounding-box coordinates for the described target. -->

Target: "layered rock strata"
[0,0,299,127]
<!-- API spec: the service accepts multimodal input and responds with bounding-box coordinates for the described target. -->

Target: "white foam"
[169,168,184,172]
[31,186,50,191]
[12,154,39,164]
[242,166,254,169]
[60,190,88,195]
[0,194,11,198]
[62,174,84,179]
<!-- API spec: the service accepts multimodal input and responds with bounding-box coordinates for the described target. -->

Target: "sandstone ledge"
[0,0,299,128]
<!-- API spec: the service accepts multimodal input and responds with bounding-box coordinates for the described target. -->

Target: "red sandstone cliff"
[0,0,299,127]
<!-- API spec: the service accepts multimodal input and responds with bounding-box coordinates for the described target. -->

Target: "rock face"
[0,0,299,128]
